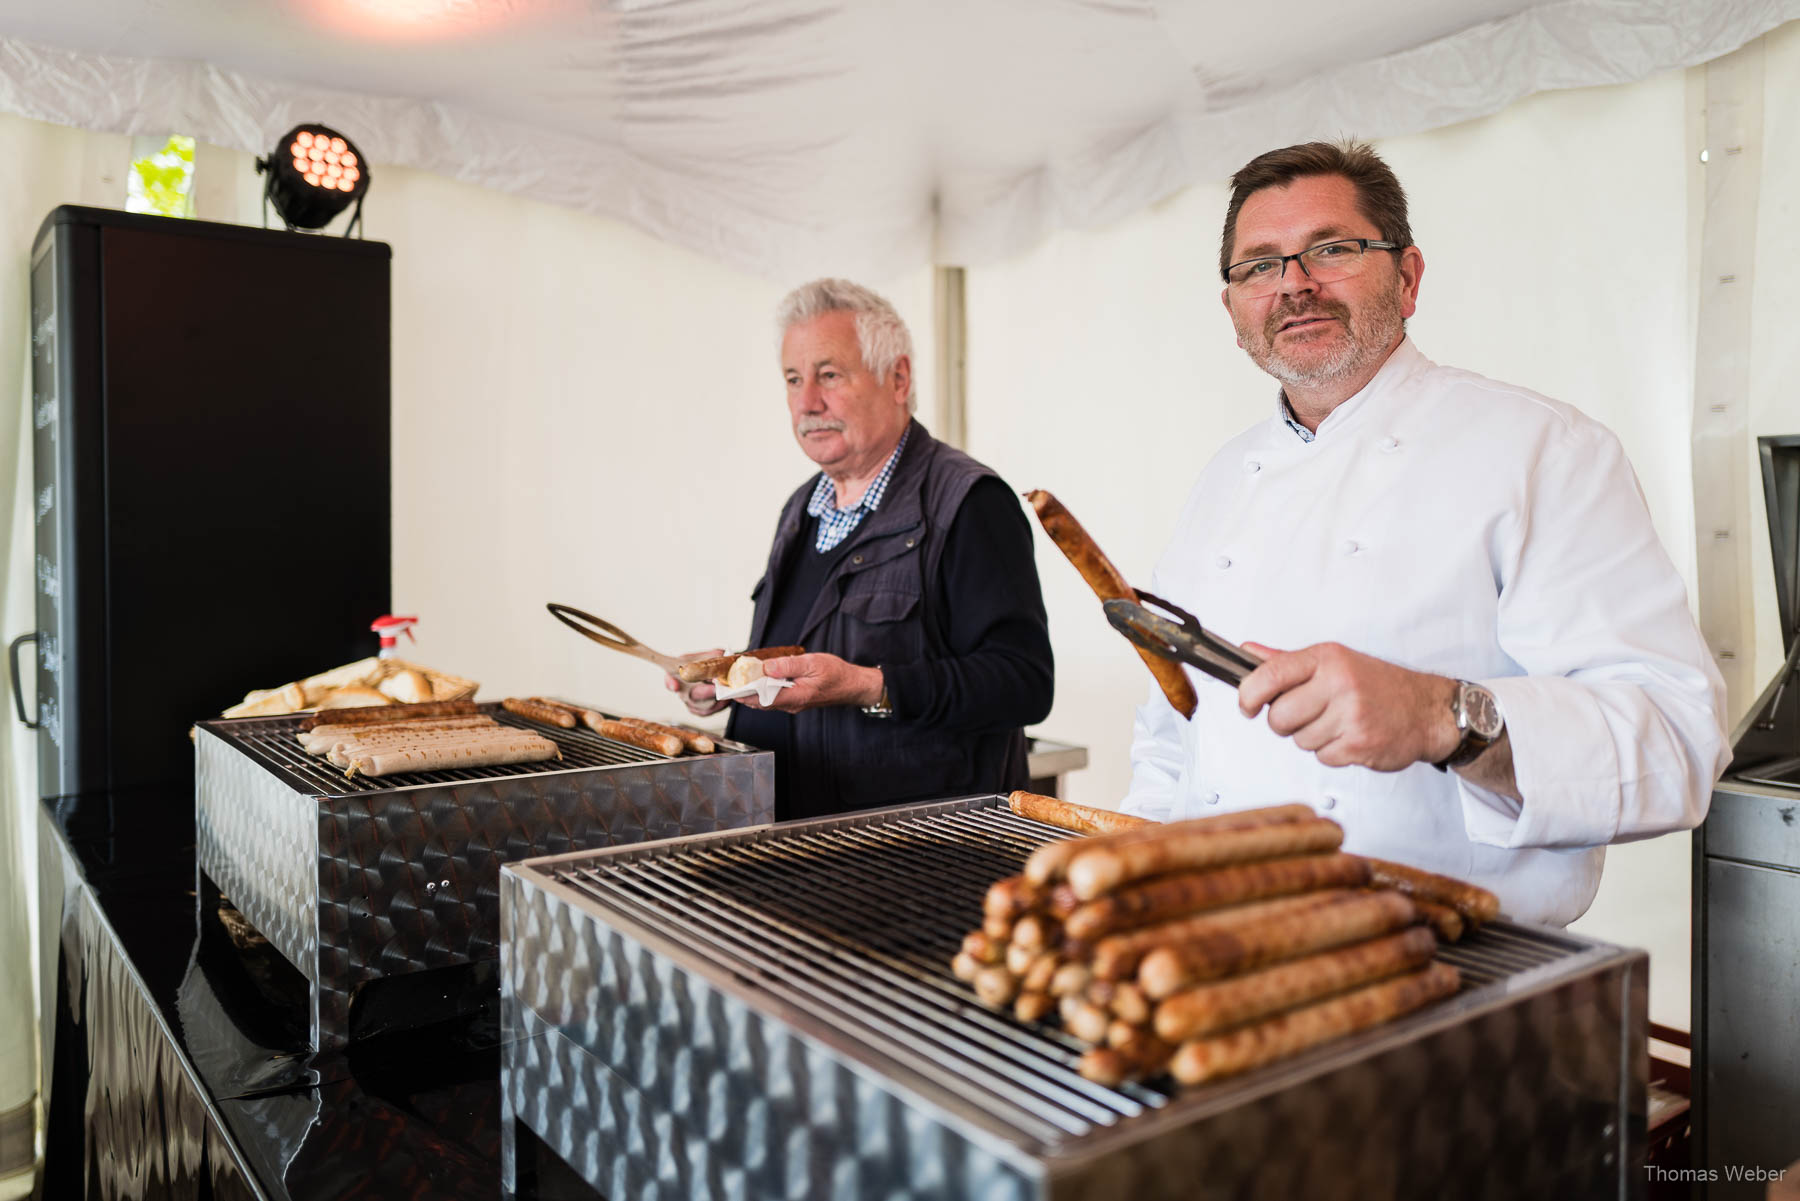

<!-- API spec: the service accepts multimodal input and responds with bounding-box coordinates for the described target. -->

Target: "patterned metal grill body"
[500,796,1648,1201]
[195,705,774,1049]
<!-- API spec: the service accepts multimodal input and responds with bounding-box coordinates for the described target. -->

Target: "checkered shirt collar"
[805,427,911,553]
[1278,392,1316,443]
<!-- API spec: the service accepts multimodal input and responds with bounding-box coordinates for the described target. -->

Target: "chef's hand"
[1236,641,1459,772]
[665,648,727,717]
[746,653,884,713]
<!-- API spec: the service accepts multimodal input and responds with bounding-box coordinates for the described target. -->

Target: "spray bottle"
[370,614,419,660]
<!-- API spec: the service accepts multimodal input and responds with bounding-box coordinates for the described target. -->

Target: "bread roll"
[726,656,766,688]
[315,685,392,710]
[379,670,432,704]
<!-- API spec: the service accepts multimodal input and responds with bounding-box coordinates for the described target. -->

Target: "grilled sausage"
[1007,791,1153,836]
[587,717,682,757]
[323,728,523,767]
[1169,963,1460,1084]
[983,876,1046,921]
[1137,891,1420,999]
[1152,926,1439,1043]
[524,697,586,723]
[1092,892,1344,981]
[1022,802,1315,887]
[1011,913,1060,953]
[1021,953,1062,995]
[1411,898,1466,943]
[613,715,715,755]
[1357,856,1501,926]
[1050,961,1093,998]
[675,646,807,684]
[298,699,480,732]
[960,931,1006,965]
[1026,489,1198,719]
[1079,1031,1174,1086]
[346,734,560,778]
[1013,991,1054,1023]
[1109,982,1152,1025]
[1005,941,1038,977]
[973,965,1020,1007]
[1064,852,1371,942]
[300,715,497,753]
[951,951,982,982]
[303,714,495,740]
[1068,817,1345,901]
[501,698,580,728]
[1067,1000,1112,1044]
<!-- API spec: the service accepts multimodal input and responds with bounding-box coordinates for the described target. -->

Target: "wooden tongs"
[1103,592,1262,688]
[545,602,686,675]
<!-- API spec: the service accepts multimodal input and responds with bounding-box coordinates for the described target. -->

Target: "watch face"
[1463,684,1503,739]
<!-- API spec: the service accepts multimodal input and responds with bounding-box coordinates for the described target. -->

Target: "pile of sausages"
[499,697,715,757]
[296,700,561,778]
[953,792,1500,1088]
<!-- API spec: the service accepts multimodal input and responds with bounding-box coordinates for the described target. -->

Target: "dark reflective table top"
[44,788,598,1200]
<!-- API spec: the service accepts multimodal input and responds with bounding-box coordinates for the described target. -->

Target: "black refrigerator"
[12,206,393,801]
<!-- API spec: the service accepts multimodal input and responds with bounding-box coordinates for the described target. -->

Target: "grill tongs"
[1103,592,1262,688]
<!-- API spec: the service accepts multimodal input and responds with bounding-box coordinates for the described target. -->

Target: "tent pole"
[933,265,967,450]
[1691,38,1765,722]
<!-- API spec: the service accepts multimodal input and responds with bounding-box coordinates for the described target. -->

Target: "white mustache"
[797,417,846,435]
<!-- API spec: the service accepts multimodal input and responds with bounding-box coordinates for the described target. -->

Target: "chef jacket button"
[1215,554,1232,569]
[905,538,915,548]
[1341,540,1359,556]
[1321,795,1338,810]
[1380,436,1400,452]
[1203,791,1220,806]
[852,554,864,564]
[1244,459,1261,474]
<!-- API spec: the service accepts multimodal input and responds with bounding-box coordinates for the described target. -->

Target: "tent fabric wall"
[0,1,1796,281]
[0,114,133,1189]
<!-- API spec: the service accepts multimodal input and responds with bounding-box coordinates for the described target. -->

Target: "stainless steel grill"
[501,796,1647,1201]
[213,705,670,794]
[194,702,774,1049]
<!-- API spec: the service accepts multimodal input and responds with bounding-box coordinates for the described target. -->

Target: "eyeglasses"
[1223,238,1402,296]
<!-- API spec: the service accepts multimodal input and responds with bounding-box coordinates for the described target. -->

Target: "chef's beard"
[1236,281,1405,389]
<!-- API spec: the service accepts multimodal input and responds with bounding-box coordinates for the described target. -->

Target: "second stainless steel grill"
[195,703,774,1049]
[219,708,677,793]
[501,797,1647,1200]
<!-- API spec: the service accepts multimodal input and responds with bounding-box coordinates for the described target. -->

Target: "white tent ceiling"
[1,0,1794,279]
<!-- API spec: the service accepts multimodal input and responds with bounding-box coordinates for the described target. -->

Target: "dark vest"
[732,420,1029,815]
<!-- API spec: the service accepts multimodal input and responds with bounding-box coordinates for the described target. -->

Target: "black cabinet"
[23,207,392,799]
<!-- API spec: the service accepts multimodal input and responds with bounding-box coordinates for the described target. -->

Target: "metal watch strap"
[861,678,893,718]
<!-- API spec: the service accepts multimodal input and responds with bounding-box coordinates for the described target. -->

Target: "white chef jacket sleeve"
[1120,676,1188,821]
[1457,418,1729,850]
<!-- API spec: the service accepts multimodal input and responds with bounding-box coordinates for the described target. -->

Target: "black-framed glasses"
[1223,238,1402,296]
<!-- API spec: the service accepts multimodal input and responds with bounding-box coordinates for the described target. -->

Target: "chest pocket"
[833,530,927,664]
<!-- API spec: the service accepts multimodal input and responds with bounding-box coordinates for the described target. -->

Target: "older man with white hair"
[668,278,1054,820]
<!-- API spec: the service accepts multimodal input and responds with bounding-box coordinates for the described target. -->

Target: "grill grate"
[541,799,1589,1146]
[209,704,684,795]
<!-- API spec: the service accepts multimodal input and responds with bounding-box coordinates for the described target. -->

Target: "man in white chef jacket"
[1120,141,1729,925]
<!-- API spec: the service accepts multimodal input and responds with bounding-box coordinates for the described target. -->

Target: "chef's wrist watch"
[1433,680,1503,771]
